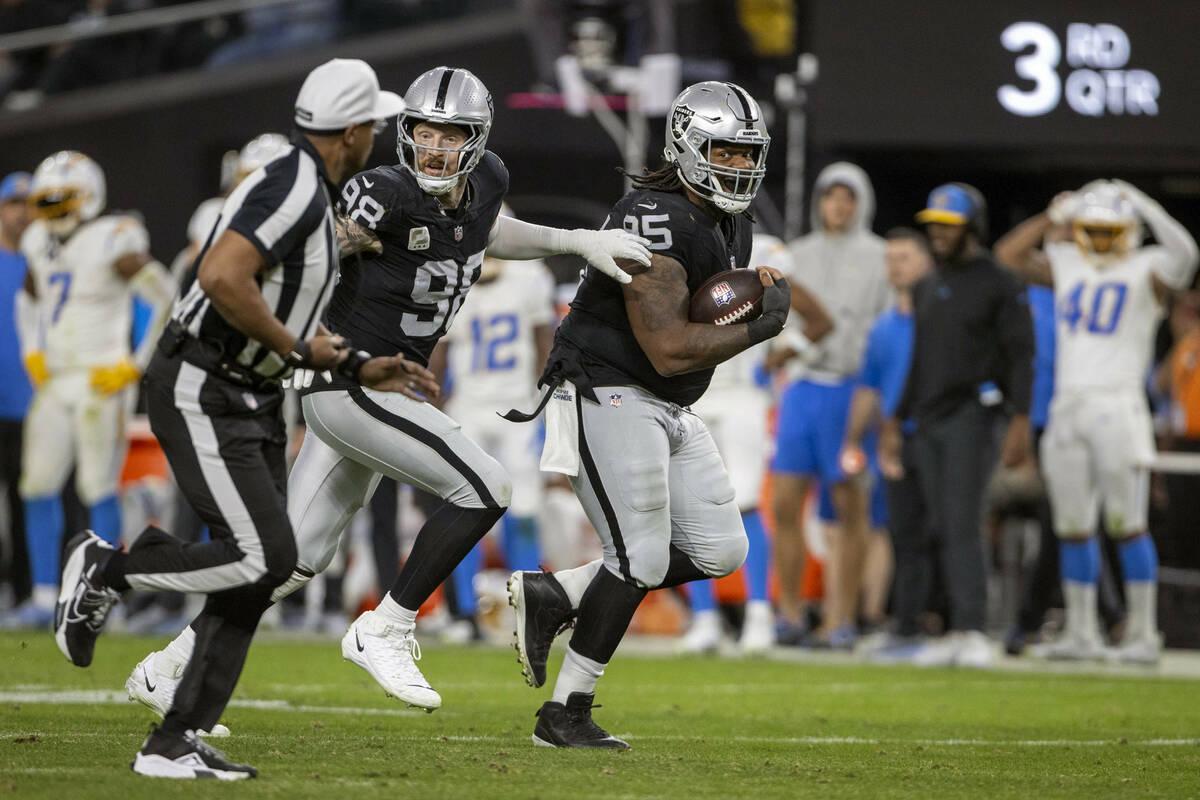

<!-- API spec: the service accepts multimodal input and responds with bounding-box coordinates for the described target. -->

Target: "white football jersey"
[1046,241,1163,394]
[22,214,149,371]
[706,234,792,394]
[444,259,556,416]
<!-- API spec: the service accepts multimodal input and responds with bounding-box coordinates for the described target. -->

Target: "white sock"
[374,593,418,630]
[554,559,603,609]
[32,584,56,610]
[161,624,196,674]
[551,646,606,705]
[745,600,772,623]
[1123,581,1157,643]
[1063,580,1099,643]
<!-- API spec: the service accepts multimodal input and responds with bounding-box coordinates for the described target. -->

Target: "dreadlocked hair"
[618,163,755,223]
[618,162,684,192]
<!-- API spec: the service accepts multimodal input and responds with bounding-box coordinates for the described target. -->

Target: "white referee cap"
[294,59,405,132]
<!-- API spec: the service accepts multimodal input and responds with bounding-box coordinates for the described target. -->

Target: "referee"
[52,59,433,780]
[880,183,1034,669]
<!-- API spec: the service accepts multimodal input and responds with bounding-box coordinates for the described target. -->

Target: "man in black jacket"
[880,183,1034,668]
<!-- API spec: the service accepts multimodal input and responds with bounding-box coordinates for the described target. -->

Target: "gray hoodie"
[784,161,889,379]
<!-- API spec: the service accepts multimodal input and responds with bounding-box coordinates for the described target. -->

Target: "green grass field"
[3,630,1200,799]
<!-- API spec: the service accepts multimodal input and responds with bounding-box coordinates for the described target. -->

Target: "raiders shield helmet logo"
[671,104,695,141]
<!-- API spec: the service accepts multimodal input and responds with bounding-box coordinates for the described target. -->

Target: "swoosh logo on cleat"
[355,630,366,652]
[144,673,156,693]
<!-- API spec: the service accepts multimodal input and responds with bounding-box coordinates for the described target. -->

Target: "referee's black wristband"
[285,339,313,368]
[336,349,372,383]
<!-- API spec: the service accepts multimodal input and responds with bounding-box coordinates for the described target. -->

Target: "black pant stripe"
[575,392,633,582]
[345,385,500,509]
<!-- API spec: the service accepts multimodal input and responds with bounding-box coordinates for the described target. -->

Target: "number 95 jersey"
[556,188,752,407]
[325,151,509,367]
[1044,241,1163,394]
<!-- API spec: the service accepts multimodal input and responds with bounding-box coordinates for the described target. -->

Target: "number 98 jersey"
[324,151,509,369]
[1044,241,1163,394]
[555,187,752,407]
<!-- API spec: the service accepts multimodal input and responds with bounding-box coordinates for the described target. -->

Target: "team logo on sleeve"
[408,227,430,250]
[710,281,735,307]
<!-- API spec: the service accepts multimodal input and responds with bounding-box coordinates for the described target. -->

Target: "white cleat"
[738,601,775,655]
[1028,633,1107,661]
[953,630,996,669]
[679,610,722,654]
[342,610,442,711]
[1107,634,1162,666]
[912,632,963,667]
[126,651,231,737]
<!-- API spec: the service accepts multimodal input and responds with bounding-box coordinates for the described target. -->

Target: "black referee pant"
[115,348,297,736]
[905,402,995,633]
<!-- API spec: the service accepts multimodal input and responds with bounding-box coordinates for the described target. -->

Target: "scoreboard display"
[806,0,1200,150]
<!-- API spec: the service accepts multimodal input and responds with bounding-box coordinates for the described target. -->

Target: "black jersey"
[323,151,509,371]
[552,188,752,407]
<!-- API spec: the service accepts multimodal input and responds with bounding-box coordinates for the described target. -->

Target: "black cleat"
[53,530,119,667]
[508,570,575,688]
[131,724,257,780]
[532,692,629,750]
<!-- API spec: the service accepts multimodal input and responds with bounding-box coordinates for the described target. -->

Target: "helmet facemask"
[1071,183,1139,266]
[676,137,768,215]
[397,117,488,197]
[30,187,87,236]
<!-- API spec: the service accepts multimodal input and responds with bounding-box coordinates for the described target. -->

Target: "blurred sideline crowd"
[0,0,470,110]
[2,134,1199,670]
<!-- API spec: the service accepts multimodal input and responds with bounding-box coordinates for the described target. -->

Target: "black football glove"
[747,276,790,344]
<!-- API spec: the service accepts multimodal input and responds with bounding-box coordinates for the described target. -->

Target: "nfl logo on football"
[609,393,622,407]
[710,281,735,307]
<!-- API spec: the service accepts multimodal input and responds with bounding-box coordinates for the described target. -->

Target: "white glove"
[1047,192,1082,226]
[1110,178,1151,213]
[569,229,651,285]
[283,368,330,390]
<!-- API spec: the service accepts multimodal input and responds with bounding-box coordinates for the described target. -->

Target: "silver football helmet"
[30,150,106,236]
[1072,180,1140,260]
[665,81,770,215]
[397,66,493,196]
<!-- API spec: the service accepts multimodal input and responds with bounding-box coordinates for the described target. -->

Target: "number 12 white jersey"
[444,259,556,418]
[1045,241,1163,394]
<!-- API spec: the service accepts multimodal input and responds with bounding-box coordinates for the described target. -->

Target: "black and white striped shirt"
[172,134,338,381]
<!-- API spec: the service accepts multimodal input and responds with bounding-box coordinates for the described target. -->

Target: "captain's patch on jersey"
[710,281,736,307]
[408,227,430,250]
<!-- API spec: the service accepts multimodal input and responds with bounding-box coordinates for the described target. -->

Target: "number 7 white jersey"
[21,214,149,371]
[1045,241,1163,394]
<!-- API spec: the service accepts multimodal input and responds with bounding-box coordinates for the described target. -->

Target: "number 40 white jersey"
[21,214,149,372]
[1045,241,1163,394]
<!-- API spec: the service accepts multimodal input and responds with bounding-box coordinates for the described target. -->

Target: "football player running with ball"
[505,82,792,749]
[124,66,652,720]
[995,180,1198,664]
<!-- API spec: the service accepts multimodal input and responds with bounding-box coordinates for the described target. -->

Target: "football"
[688,268,765,325]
